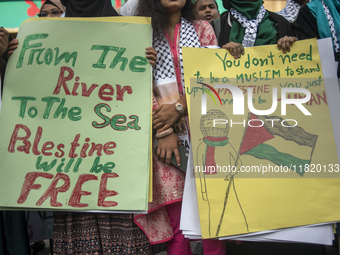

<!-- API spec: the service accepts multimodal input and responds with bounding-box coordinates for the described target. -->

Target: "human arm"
[0,27,9,58]
[277,36,297,54]
[146,47,157,68]
[152,95,187,132]
[7,39,18,59]
[222,41,244,59]
[269,11,297,53]
[152,93,182,166]
[155,133,182,166]
[152,20,220,131]
[0,27,9,85]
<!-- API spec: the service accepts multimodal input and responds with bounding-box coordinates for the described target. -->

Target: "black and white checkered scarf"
[322,0,340,52]
[230,5,267,47]
[153,18,201,92]
[278,0,301,23]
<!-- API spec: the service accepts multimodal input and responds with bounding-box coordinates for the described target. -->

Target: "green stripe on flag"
[256,115,318,148]
[243,144,310,176]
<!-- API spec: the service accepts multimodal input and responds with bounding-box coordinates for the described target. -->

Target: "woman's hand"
[153,103,181,132]
[156,132,181,166]
[146,47,157,68]
[0,27,9,58]
[153,96,187,132]
[277,36,297,54]
[7,39,18,59]
[222,41,244,59]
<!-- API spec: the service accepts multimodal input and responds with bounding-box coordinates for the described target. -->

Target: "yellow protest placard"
[183,39,340,238]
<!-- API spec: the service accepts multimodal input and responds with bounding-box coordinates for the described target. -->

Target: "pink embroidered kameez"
[134,20,218,245]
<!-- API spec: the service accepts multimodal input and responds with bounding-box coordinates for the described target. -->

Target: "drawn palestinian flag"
[239,114,318,176]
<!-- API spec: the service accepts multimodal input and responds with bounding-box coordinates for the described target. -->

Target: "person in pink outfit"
[136,0,225,254]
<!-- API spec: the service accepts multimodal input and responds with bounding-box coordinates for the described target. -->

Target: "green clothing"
[229,0,277,46]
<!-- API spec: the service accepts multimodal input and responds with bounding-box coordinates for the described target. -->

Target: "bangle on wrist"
[155,127,174,139]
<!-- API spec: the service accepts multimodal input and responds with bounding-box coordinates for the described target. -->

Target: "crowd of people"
[1,0,340,254]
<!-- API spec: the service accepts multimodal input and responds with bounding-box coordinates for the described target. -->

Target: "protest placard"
[0,17,152,212]
[183,38,340,238]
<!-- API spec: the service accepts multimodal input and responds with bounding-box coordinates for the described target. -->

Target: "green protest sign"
[0,17,152,212]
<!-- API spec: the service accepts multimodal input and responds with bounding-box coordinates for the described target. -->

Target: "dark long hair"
[136,0,195,36]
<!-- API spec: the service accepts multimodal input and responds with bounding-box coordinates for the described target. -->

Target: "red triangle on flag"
[115,0,122,8]
[239,114,275,154]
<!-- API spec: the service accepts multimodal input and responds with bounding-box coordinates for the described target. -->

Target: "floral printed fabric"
[53,212,152,254]
[134,20,217,245]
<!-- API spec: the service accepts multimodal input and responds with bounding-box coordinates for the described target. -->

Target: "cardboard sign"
[0,17,152,212]
[183,39,340,238]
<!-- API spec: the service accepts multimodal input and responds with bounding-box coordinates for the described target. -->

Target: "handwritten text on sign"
[0,18,152,211]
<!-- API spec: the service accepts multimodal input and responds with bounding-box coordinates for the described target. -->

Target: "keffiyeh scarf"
[322,1,340,52]
[230,5,267,47]
[278,0,301,23]
[153,18,201,92]
[308,0,340,52]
